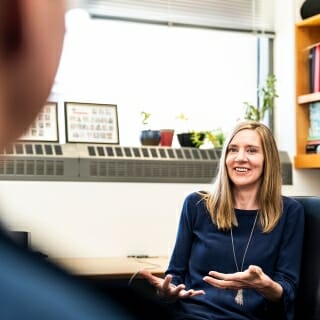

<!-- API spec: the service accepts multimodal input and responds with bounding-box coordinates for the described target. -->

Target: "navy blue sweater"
[166,192,304,320]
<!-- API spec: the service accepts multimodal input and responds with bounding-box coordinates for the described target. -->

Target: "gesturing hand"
[139,269,205,300]
[203,265,265,290]
[203,265,283,301]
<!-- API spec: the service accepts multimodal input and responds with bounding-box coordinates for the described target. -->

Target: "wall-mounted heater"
[0,143,293,184]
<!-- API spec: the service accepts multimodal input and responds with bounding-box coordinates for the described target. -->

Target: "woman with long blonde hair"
[141,120,304,320]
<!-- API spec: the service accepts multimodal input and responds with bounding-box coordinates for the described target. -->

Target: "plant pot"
[140,129,161,146]
[300,0,320,19]
[177,132,205,148]
[160,129,175,147]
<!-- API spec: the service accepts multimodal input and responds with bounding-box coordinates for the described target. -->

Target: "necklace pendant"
[235,289,244,305]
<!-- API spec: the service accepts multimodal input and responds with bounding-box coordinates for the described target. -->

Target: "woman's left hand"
[203,265,283,301]
[139,269,205,300]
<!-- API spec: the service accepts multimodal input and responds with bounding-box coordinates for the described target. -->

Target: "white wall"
[0,180,215,258]
[0,0,319,259]
[0,181,204,258]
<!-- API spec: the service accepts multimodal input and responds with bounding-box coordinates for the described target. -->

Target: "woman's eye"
[247,148,257,153]
[228,147,238,153]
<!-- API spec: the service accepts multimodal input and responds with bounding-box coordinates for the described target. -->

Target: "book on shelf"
[315,45,320,92]
[309,102,320,137]
[308,43,320,93]
[306,99,320,153]
[306,138,320,154]
[309,46,315,92]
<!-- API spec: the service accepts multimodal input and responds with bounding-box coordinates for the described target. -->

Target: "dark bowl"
[177,132,205,148]
[140,130,161,146]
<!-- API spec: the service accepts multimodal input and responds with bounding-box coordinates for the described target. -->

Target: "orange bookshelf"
[295,14,320,168]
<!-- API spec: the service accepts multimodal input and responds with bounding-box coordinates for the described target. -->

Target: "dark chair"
[293,196,320,320]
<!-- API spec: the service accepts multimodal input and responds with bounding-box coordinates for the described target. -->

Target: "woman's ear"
[0,0,22,57]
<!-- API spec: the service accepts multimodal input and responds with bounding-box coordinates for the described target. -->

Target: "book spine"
[306,143,320,153]
[314,44,320,92]
[310,46,315,92]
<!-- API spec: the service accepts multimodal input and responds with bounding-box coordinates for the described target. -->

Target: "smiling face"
[225,129,264,191]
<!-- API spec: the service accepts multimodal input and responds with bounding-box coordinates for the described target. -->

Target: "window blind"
[87,0,274,33]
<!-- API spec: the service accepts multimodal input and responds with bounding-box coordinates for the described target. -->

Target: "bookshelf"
[295,14,320,168]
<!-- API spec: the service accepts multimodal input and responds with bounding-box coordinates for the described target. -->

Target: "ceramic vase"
[160,129,175,147]
[140,129,161,146]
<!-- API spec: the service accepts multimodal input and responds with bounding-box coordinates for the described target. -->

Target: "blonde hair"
[200,121,282,233]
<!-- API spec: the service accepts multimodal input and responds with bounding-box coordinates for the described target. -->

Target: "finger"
[188,289,206,297]
[208,270,228,280]
[203,275,226,288]
[177,288,205,299]
[179,289,194,298]
[203,276,240,290]
[162,274,173,289]
[180,289,198,297]
[170,283,185,295]
[209,270,245,282]
[193,289,206,296]
[248,265,262,275]
[162,275,186,296]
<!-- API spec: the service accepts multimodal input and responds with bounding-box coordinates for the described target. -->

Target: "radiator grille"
[78,145,219,183]
[0,143,292,184]
[0,143,77,181]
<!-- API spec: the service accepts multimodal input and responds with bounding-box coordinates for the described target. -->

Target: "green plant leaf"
[243,74,278,122]
[191,129,225,148]
[141,111,151,125]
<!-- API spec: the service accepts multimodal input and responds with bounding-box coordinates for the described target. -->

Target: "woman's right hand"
[139,269,205,300]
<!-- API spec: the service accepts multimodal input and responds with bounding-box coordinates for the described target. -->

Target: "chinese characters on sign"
[65,102,119,144]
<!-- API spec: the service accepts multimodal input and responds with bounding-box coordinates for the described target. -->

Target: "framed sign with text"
[65,102,119,144]
[19,101,59,142]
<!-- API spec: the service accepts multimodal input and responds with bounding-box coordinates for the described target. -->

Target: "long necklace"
[230,210,258,306]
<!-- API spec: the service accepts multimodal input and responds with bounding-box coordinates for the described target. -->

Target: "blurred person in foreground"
[0,1,173,319]
[140,120,305,319]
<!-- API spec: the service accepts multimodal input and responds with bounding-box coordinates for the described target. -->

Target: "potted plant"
[175,113,223,148]
[243,74,278,122]
[191,128,226,149]
[140,111,161,146]
[174,113,200,147]
[159,128,175,147]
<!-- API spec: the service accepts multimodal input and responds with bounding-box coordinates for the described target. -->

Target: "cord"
[128,269,142,288]
[127,257,162,288]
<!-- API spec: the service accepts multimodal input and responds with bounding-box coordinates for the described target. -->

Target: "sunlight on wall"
[53,13,258,146]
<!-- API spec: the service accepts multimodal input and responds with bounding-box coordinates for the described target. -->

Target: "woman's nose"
[235,150,248,161]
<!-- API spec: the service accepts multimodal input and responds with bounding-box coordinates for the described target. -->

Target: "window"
[87,0,275,33]
[54,3,273,146]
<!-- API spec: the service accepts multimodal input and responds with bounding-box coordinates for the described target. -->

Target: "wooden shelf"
[295,14,320,168]
[298,92,320,104]
[296,14,320,27]
[295,154,320,168]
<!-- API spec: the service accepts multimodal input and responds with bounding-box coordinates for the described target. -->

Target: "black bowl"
[177,132,205,148]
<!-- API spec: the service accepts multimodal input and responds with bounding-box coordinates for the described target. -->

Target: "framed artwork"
[19,101,59,142]
[65,102,119,144]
